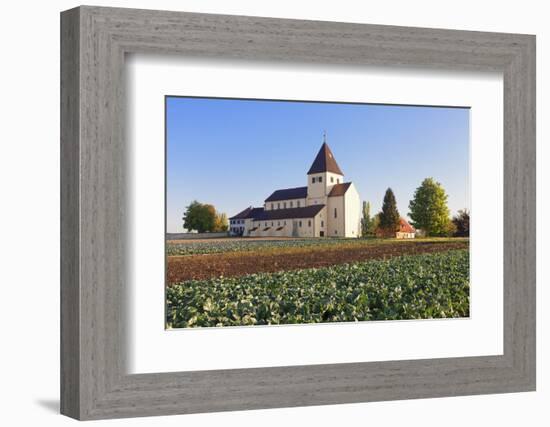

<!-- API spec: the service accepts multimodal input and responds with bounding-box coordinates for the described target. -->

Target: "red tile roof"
[399,218,416,233]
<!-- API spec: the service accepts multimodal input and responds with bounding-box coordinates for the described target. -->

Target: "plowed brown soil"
[167,240,468,284]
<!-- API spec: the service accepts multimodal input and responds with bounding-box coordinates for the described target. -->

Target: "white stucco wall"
[327,195,345,237]
[316,208,327,237]
[249,213,321,238]
[344,183,361,238]
[244,218,254,235]
[306,171,344,202]
[396,232,415,239]
[229,218,246,235]
[306,196,326,206]
[306,172,327,199]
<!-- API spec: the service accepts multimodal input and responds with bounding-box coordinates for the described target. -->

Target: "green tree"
[182,200,217,233]
[452,209,470,237]
[360,201,373,237]
[378,188,400,237]
[408,178,452,236]
[371,213,381,236]
[214,212,229,232]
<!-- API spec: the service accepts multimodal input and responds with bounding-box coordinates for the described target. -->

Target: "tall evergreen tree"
[408,178,452,236]
[378,188,400,236]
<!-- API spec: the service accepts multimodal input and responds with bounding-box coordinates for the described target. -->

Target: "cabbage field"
[166,237,366,256]
[166,249,469,328]
[166,236,465,256]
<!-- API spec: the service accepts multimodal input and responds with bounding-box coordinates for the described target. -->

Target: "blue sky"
[166,97,470,232]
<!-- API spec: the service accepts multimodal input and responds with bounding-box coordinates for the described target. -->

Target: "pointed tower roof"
[307,142,344,175]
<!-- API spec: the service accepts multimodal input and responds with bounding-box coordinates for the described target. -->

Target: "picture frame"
[60,5,536,420]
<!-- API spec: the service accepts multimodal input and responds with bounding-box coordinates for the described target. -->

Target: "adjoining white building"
[229,141,361,238]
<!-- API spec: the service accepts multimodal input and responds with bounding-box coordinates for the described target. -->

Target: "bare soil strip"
[167,240,469,284]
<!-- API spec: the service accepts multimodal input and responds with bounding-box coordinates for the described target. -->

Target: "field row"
[166,239,469,283]
[166,236,467,256]
[166,249,470,328]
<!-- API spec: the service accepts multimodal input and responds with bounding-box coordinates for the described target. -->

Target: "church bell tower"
[306,133,344,205]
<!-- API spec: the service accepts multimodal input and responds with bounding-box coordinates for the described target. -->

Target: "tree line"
[361,177,469,237]
[182,177,469,237]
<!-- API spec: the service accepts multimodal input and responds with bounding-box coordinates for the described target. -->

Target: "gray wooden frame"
[60,5,536,420]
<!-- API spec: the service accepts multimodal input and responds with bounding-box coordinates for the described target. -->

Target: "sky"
[166,96,470,233]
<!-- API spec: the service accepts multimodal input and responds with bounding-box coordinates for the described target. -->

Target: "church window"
[290,201,293,207]
[312,177,316,183]
[284,202,287,208]
[297,201,301,207]
[321,221,324,227]
[331,177,334,183]
[277,203,280,209]
[308,220,311,227]
[299,221,302,227]
[319,176,322,183]
[337,179,340,184]
[334,208,337,218]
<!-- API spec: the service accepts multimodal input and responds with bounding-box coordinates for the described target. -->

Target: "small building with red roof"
[396,217,416,239]
[375,217,416,239]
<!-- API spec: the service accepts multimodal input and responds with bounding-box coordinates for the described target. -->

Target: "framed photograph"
[164,97,471,330]
[61,6,536,420]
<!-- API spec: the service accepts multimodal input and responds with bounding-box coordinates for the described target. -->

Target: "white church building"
[229,141,361,238]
